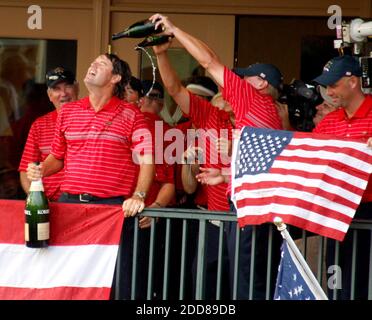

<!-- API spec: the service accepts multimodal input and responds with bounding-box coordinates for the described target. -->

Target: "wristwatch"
[133,191,146,200]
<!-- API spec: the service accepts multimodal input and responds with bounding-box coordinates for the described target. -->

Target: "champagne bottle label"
[25,223,29,241]
[37,222,50,240]
[37,209,49,215]
[25,222,49,241]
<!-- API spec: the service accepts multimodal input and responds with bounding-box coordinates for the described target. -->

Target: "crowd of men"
[14,14,372,300]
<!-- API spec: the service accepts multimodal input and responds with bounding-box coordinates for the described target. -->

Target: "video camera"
[278,80,322,132]
[336,18,372,89]
[278,17,372,133]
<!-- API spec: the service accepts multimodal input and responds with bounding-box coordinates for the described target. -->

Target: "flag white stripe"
[291,137,372,156]
[280,149,372,173]
[0,244,118,288]
[234,173,362,204]
[235,187,355,218]
[236,203,349,233]
[273,160,367,188]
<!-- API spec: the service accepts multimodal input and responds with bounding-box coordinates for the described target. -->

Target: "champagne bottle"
[112,19,162,40]
[25,166,49,248]
[135,34,174,49]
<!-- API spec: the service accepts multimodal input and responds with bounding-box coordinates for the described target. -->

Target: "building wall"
[1,0,370,96]
[236,16,336,83]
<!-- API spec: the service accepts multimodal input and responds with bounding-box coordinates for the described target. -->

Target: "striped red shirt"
[18,110,63,201]
[142,112,175,206]
[188,93,232,211]
[222,67,283,197]
[222,67,283,130]
[313,95,372,202]
[51,96,152,198]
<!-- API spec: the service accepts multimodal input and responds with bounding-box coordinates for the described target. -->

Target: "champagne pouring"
[134,45,157,97]
[111,18,172,97]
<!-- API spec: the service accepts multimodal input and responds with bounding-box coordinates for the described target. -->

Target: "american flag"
[274,240,324,300]
[231,127,372,241]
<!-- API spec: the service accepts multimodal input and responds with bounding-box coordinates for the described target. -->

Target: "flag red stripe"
[234,181,359,209]
[0,286,111,300]
[0,200,124,245]
[236,196,353,224]
[238,214,346,241]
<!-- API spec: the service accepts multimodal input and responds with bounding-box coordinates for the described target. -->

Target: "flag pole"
[274,217,328,300]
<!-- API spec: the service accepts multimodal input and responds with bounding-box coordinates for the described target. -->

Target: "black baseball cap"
[313,55,362,86]
[46,67,76,88]
[233,63,283,90]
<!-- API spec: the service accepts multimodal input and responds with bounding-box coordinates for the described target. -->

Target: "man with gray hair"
[19,67,79,201]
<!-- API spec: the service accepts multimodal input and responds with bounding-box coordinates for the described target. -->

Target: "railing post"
[146,218,157,300]
[195,219,207,300]
[162,218,171,300]
[131,217,139,300]
[179,219,188,300]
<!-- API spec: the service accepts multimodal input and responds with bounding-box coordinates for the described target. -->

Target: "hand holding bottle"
[27,162,43,181]
[149,13,177,36]
[151,37,172,55]
[25,164,49,248]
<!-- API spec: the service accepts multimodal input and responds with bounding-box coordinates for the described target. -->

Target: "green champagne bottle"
[135,34,174,49]
[25,172,49,248]
[112,19,162,40]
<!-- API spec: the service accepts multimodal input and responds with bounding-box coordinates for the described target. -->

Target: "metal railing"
[113,208,372,300]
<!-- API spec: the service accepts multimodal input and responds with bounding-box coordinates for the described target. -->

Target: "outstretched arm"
[153,41,191,114]
[196,167,227,186]
[150,14,225,87]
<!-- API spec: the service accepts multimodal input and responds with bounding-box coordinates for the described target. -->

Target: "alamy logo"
[328,265,342,290]
[27,5,42,30]
[327,5,342,31]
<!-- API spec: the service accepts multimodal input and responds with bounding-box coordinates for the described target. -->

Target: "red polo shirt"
[19,110,63,201]
[222,66,283,130]
[51,96,152,198]
[188,93,233,211]
[313,95,372,202]
[222,67,283,197]
[142,112,175,206]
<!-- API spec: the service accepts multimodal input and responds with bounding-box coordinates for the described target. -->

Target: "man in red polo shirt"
[19,67,78,201]
[153,44,233,297]
[150,13,283,299]
[27,53,154,216]
[313,55,372,300]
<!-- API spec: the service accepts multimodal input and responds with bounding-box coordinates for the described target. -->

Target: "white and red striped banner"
[0,200,124,300]
[231,127,372,241]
